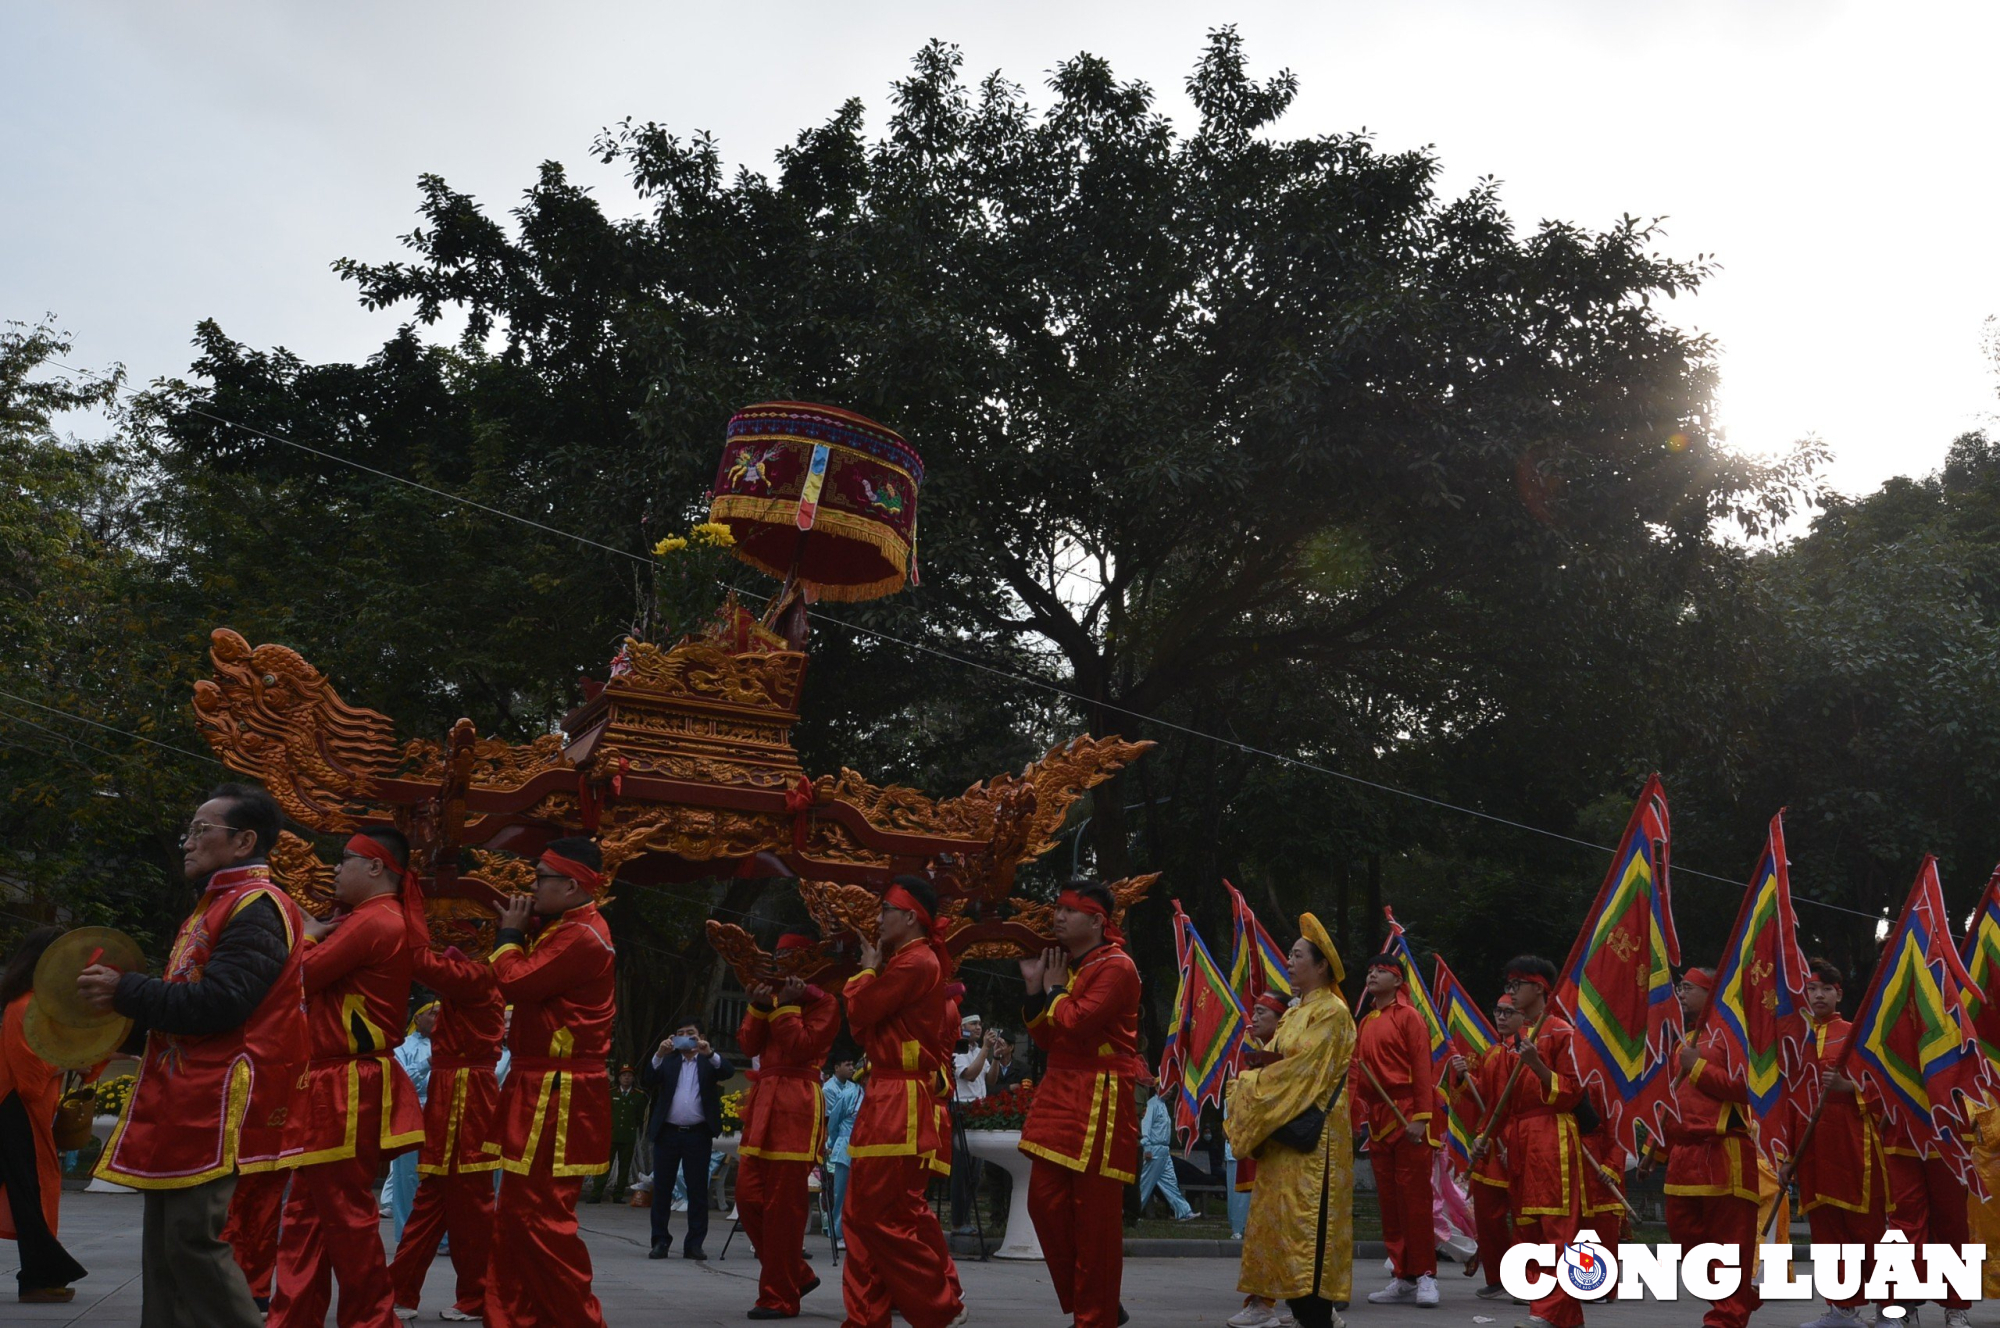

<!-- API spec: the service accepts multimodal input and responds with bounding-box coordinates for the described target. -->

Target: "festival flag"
[1846,856,1997,1185]
[1379,907,1451,1063]
[1553,773,1682,1151]
[1959,863,2000,1067]
[1432,954,1498,1171]
[1225,879,1293,1005]
[1703,810,1812,1164]
[1158,900,1248,1148]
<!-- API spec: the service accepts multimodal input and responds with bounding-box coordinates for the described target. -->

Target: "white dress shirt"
[653,1049,723,1127]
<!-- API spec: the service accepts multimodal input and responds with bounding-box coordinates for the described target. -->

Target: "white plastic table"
[962,1128,1040,1260]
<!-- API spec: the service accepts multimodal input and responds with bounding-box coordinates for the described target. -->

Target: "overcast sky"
[5,1,1995,502]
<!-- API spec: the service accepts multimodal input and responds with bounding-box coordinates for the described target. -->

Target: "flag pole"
[1358,1060,1414,1135]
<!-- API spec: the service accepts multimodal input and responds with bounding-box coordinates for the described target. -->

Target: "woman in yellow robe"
[1227,912,1356,1328]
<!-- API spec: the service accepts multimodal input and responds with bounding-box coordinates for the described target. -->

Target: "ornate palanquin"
[194,623,1153,974]
[192,400,1155,975]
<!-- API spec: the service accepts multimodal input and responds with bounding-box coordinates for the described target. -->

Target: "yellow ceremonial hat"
[1299,911,1344,985]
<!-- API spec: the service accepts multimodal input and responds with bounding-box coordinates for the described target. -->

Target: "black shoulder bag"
[1266,1067,1348,1154]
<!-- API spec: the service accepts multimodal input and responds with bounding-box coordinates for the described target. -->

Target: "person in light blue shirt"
[1137,1083,1195,1221]
[821,1053,863,1247]
[386,999,438,1241]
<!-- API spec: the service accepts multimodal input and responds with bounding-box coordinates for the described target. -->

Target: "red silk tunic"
[486,902,615,1176]
[281,891,425,1166]
[1493,1014,1589,1224]
[1351,989,1441,1146]
[737,987,840,1162]
[843,939,948,1161]
[413,946,506,1175]
[1795,1014,1886,1215]
[98,865,309,1188]
[1460,1039,1519,1189]
[1653,1022,1757,1202]
[1020,943,1143,1183]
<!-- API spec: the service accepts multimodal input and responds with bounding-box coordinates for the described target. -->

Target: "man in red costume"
[1018,878,1143,1328]
[1355,953,1442,1307]
[1470,955,1588,1328]
[1638,968,1759,1328]
[1878,1005,1973,1328]
[839,875,966,1328]
[268,827,427,1328]
[737,928,842,1320]
[485,837,616,1328]
[389,942,507,1322]
[220,1167,287,1311]
[80,784,308,1328]
[1448,992,1521,1303]
[1792,958,1888,1328]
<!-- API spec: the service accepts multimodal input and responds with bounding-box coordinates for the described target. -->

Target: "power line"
[0,688,225,768]
[38,362,1891,928]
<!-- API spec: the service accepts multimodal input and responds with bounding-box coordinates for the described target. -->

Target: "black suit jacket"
[639,1048,731,1138]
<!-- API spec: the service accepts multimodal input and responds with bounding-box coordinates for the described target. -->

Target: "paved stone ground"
[13,1191,1999,1326]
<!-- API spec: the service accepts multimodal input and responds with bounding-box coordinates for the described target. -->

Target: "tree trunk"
[1365,853,1382,950]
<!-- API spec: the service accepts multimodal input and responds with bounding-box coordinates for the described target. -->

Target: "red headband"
[1682,968,1715,992]
[1495,993,1515,1008]
[1056,889,1125,948]
[1506,970,1552,993]
[883,883,953,972]
[540,849,604,895]
[346,834,430,948]
[775,933,817,953]
[1254,992,1289,1018]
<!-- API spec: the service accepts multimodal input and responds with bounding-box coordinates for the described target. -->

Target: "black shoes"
[802,1276,821,1298]
[685,1247,709,1262]
[649,1243,672,1259]
[747,1310,793,1320]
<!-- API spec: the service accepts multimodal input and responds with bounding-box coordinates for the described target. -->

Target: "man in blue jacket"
[640,1017,732,1260]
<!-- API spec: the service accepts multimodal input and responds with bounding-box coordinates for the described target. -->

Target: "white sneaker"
[1801,1307,1864,1328]
[1476,1285,1510,1301]
[1943,1313,1969,1328]
[440,1313,481,1324]
[1415,1275,1440,1307]
[1228,1307,1281,1328]
[393,1312,417,1324]
[1368,1278,1419,1305]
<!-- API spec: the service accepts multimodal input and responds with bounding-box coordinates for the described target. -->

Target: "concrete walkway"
[12,1190,1994,1326]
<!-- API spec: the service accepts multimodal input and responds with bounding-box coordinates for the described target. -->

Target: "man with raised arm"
[267,827,427,1328]
[1354,953,1442,1308]
[839,875,966,1328]
[485,838,617,1328]
[1018,879,1144,1328]
[388,941,507,1323]
[1791,959,1887,1328]
[80,784,309,1328]
[1638,969,1759,1328]
[737,928,842,1320]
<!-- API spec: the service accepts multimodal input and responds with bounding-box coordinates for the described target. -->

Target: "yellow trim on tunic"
[96,1058,255,1189]
[846,1081,924,1157]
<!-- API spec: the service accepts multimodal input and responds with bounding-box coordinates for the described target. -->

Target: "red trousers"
[267,1153,396,1328]
[1470,1181,1512,1289]
[486,1172,605,1328]
[737,1155,815,1314]
[840,1153,963,1328]
[1375,1137,1437,1279]
[388,1171,494,1315]
[1664,1194,1761,1328]
[1885,1153,1972,1309]
[1027,1158,1124,1328]
[1519,1212,1583,1328]
[1804,1202,1881,1307]
[223,1168,288,1300]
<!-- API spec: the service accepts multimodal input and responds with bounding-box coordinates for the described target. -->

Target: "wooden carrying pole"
[1359,1060,1414,1133]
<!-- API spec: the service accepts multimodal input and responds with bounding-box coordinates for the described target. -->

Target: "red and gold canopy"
[708,401,921,603]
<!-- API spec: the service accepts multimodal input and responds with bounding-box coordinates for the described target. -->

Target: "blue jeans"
[1227,1153,1252,1237]
[828,1161,850,1242]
